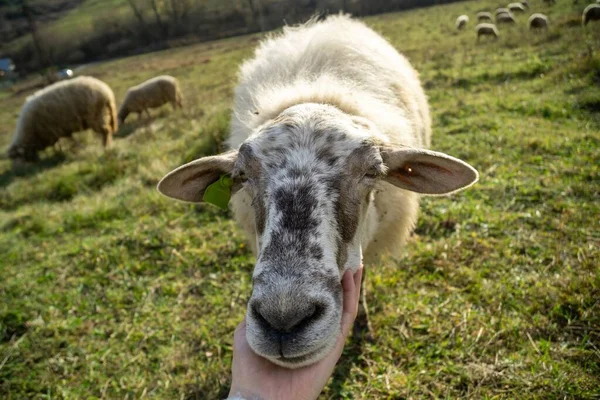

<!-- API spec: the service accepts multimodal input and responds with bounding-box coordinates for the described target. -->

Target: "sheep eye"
[364,162,385,179]
[364,168,380,179]
[234,170,247,181]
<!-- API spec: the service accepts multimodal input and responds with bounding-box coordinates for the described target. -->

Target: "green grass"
[1,0,599,398]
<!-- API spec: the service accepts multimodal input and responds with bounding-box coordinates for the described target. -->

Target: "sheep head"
[157,103,478,368]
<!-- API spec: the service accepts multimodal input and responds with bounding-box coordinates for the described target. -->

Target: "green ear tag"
[203,174,233,210]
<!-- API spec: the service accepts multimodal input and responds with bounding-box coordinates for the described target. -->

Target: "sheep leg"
[104,132,113,148]
[97,128,112,148]
[353,268,374,342]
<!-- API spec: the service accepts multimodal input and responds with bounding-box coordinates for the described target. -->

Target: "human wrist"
[227,387,269,400]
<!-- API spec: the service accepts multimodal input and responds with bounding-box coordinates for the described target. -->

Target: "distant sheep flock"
[7,75,182,163]
[456,0,599,40]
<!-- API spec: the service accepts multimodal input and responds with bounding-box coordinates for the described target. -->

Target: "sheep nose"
[250,298,325,334]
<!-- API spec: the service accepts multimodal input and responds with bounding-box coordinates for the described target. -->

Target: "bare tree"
[168,0,192,27]
[244,0,266,31]
[126,0,149,31]
[149,0,167,38]
[22,0,53,81]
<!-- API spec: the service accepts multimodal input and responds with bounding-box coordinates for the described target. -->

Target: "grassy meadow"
[1,0,599,398]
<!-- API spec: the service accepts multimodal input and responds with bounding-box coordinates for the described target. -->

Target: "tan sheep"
[528,13,549,29]
[8,76,117,162]
[456,15,469,29]
[118,75,183,124]
[477,11,493,22]
[508,2,526,12]
[476,23,500,41]
[497,12,517,23]
[583,4,600,25]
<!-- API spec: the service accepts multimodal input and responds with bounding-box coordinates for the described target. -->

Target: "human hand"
[228,267,363,400]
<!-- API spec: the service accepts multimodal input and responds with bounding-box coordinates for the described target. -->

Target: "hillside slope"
[1,0,599,398]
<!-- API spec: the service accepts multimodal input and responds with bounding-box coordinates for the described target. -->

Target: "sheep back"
[477,12,493,22]
[476,23,500,38]
[508,3,526,12]
[497,12,517,23]
[456,15,469,29]
[230,15,431,150]
[528,13,549,29]
[583,4,600,25]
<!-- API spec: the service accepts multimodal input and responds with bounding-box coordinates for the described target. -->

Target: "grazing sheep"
[456,15,469,29]
[508,2,526,12]
[158,15,478,368]
[495,7,510,15]
[497,12,517,23]
[477,11,494,22]
[8,76,117,162]
[528,13,549,29]
[521,0,529,8]
[118,75,183,124]
[476,23,500,41]
[583,4,600,25]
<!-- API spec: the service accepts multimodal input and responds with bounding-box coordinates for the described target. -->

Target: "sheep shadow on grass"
[115,118,155,139]
[115,108,174,139]
[0,152,67,189]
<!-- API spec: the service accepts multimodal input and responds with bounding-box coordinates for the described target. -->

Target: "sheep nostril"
[289,303,326,333]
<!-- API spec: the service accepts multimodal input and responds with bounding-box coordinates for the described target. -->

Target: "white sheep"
[521,0,529,8]
[8,76,117,162]
[157,15,478,368]
[528,13,549,29]
[118,75,183,124]
[583,4,600,25]
[477,11,494,22]
[495,7,510,15]
[476,23,500,41]
[456,15,469,29]
[497,12,517,23]
[508,2,526,12]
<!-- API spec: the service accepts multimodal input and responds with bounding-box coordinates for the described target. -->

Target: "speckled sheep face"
[234,104,383,367]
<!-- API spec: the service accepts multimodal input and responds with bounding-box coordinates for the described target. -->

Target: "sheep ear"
[157,150,238,203]
[381,147,478,195]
